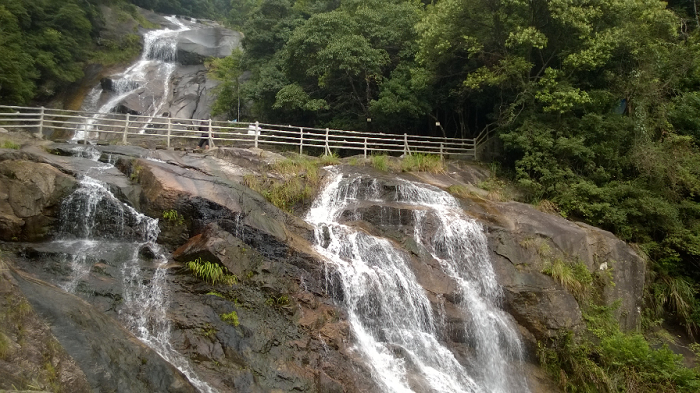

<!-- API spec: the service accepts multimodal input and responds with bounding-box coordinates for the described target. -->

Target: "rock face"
[0,259,91,392]
[176,27,241,66]
[0,141,647,393]
[12,270,199,393]
[470,201,645,339]
[0,158,77,241]
[76,9,240,133]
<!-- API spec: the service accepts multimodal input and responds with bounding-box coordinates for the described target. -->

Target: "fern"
[186,257,237,286]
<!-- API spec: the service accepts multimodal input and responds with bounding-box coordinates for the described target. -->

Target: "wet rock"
[0,159,77,241]
[176,27,241,65]
[0,260,91,392]
[12,270,198,393]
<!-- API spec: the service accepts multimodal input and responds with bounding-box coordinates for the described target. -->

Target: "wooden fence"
[0,105,488,159]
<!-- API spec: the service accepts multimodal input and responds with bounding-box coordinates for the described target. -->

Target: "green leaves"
[186,257,237,286]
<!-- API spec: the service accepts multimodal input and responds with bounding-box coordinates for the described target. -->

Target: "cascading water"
[53,148,217,393]
[74,16,192,141]
[306,169,530,393]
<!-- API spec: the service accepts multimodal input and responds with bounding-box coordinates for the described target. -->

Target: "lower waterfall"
[306,169,530,393]
[53,152,217,393]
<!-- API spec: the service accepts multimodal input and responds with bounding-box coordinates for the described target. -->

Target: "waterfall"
[306,169,530,393]
[54,148,217,393]
[74,16,192,141]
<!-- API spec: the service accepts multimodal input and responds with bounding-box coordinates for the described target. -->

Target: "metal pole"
[364,137,368,158]
[325,128,330,156]
[299,127,304,155]
[208,118,214,148]
[254,121,259,148]
[37,106,45,139]
[404,133,410,156]
[167,117,171,148]
[123,113,130,144]
[440,142,444,158]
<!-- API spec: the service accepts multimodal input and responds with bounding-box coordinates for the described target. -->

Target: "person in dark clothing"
[197,121,209,149]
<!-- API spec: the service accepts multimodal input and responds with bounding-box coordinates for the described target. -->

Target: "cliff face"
[0,138,645,392]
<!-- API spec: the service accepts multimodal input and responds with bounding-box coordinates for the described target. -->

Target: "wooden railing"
[0,105,479,159]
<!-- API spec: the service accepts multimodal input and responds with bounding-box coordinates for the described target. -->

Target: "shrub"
[186,257,237,286]
[162,209,184,225]
[220,311,239,326]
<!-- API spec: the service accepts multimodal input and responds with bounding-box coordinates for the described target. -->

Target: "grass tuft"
[220,311,239,326]
[542,259,592,301]
[244,154,336,211]
[401,154,445,173]
[371,154,390,171]
[1,140,20,149]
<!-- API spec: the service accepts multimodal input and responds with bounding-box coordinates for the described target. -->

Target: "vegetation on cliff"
[212,0,700,342]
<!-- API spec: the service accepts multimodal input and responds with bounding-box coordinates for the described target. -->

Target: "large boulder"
[176,27,241,65]
[476,201,645,337]
[0,159,77,241]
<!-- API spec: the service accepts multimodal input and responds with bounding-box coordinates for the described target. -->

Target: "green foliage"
[648,275,700,336]
[0,332,10,360]
[162,209,185,225]
[370,154,390,172]
[319,152,340,166]
[244,155,333,211]
[205,291,224,298]
[542,259,593,301]
[220,311,239,326]
[1,140,20,149]
[401,153,444,174]
[265,295,290,307]
[91,34,142,65]
[186,257,237,286]
[539,306,700,392]
[209,49,244,118]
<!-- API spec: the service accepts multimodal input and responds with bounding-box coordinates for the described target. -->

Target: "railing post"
[403,133,411,156]
[36,106,45,139]
[81,116,87,145]
[208,118,214,148]
[299,127,304,155]
[254,121,259,148]
[325,128,330,156]
[364,137,368,159]
[123,113,130,144]
[166,117,172,148]
[440,142,444,158]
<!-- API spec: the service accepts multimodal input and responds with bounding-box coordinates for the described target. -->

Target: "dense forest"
[0,0,231,105]
[4,0,700,389]
[220,0,700,321]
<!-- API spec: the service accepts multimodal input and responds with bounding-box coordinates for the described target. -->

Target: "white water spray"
[74,16,192,141]
[55,148,217,393]
[306,169,530,393]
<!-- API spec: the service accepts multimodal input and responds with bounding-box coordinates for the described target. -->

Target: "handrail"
[0,104,484,159]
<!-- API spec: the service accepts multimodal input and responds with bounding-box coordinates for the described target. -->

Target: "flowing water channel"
[306,169,530,393]
[50,149,217,393]
[74,16,192,141]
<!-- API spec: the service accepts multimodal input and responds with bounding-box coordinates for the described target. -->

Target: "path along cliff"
[0,129,647,392]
